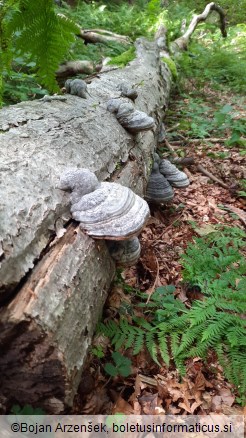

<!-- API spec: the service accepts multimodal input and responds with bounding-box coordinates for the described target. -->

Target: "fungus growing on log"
[117,83,138,101]
[65,78,89,98]
[159,159,190,188]
[107,98,155,133]
[145,162,174,204]
[59,168,150,265]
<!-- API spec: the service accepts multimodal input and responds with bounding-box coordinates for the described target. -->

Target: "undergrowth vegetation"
[177,24,246,94]
[99,226,246,404]
[1,0,246,105]
[0,0,78,103]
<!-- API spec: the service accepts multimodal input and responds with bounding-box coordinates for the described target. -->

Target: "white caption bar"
[0,415,244,437]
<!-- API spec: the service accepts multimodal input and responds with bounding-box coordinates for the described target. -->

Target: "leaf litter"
[72,84,245,418]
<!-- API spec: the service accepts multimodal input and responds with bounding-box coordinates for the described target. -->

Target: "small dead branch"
[172,157,195,165]
[163,138,177,155]
[58,13,131,45]
[138,374,158,387]
[77,28,131,45]
[163,139,231,190]
[166,123,180,132]
[56,60,94,79]
[171,138,233,144]
[173,2,227,52]
[197,164,230,189]
[162,139,193,180]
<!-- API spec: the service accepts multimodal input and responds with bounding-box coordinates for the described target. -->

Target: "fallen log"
[56,60,94,79]
[0,38,172,413]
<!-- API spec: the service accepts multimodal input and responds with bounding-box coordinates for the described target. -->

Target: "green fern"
[98,226,245,403]
[1,0,78,104]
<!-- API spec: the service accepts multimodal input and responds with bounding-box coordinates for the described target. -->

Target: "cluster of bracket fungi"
[60,79,190,265]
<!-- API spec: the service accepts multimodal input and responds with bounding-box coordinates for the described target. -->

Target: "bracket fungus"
[107,237,141,266]
[146,162,174,204]
[107,98,155,133]
[159,159,190,188]
[117,83,138,101]
[65,78,89,98]
[59,168,150,265]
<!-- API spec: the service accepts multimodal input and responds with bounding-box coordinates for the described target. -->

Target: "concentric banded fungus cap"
[60,168,150,240]
[159,159,190,188]
[153,152,161,165]
[107,99,155,133]
[107,237,141,266]
[107,98,121,114]
[146,163,174,203]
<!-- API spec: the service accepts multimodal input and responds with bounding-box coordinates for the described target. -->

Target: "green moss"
[108,46,136,67]
[161,56,178,81]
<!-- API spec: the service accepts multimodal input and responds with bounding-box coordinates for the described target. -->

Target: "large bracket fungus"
[59,168,150,265]
[146,162,174,204]
[145,153,190,204]
[159,159,190,188]
[107,98,155,133]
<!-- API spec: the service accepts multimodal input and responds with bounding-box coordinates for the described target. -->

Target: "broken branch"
[162,140,231,190]
[173,2,227,51]
[77,29,131,45]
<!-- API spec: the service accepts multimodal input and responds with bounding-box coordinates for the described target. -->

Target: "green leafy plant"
[91,345,105,359]
[213,104,246,146]
[104,351,132,377]
[177,24,246,94]
[0,0,78,104]
[161,56,178,81]
[99,226,246,403]
[10,404,45,415]
[108,46,136,67]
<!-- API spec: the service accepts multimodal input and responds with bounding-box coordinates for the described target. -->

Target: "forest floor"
[72,81,245,417]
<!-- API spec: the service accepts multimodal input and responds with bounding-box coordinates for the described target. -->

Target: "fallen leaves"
[72,79,245,418]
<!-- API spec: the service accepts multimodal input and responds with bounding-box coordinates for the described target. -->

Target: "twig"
[138,374,158,387]
[170,138,233,144]
[163,139,193,179]
[197,164,230,189]
[163,140,231,190]
[172,157,195,165]
[166,123,180,132]
[163,138,177,156]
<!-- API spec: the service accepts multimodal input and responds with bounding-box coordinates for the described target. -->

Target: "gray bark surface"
[0,39,171,412]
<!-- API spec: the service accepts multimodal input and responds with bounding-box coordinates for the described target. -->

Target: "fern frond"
[157,331,170,366]
[133,332,145,355]
[170,332,180,357]
[1,0,78,97]
[189,299,217,326]
[178,322,206,354]
[145,331,159,364]
[97,320,118,338]
[226,327,246,347]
